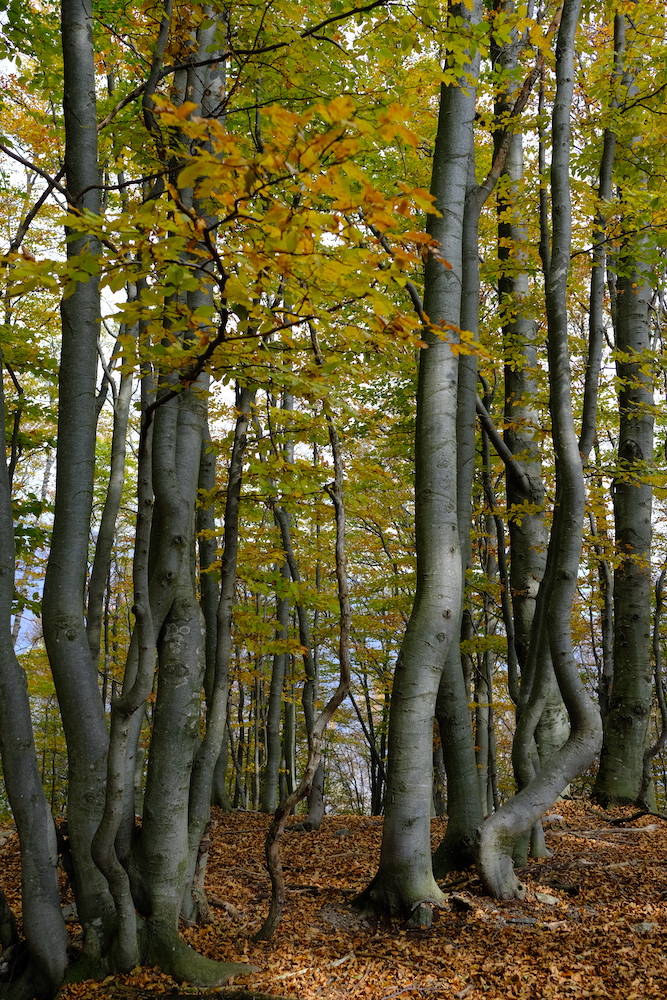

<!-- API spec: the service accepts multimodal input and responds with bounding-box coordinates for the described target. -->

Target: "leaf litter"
[1,800,666,999]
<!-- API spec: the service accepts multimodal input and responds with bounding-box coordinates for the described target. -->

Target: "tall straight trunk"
[41,0,115,947]
[432,141,485,878]
[592,12,655,808]
[433,0,547,872]
[582,14,621,721]
[359,0,482,919]
[477,0,602,899]
[593,261,654,805]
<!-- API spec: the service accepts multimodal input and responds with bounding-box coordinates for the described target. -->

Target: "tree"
[592,6,658,808]
[0,335,68,1000]
[477,0,602,899]
[358,0,484,920]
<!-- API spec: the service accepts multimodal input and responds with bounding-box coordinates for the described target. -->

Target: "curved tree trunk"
[359,0,482,918]
[0,350,68,999]
[492,6,568,861]
[477,0,602,900]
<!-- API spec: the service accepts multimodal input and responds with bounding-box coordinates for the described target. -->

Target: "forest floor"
[2,799,667,999]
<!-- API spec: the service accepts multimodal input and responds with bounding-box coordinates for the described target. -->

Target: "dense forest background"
[1,0,667,997]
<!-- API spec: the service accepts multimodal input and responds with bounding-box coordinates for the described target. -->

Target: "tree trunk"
[41,0,116,954]
[493,6,568,836]
[592,10,655,809]
[593,263,654,805]
[477,0,602,899]
[0,350,69,998]
[359,0,483,917]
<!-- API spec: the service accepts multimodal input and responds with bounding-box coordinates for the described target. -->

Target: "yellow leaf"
[174,100,199,119]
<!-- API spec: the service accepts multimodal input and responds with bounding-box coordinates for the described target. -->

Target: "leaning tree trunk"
[497,73,562,866]
[358,0,483,921]
[477,0,602,900]
[0,349,69,999]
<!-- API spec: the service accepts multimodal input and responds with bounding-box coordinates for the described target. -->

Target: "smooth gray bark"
[87,347,134,667]
[579,14,621,459]
[581,15,621,719]
[491,10,568,833]
[360,0,482,917]
[42,0,116,951]
[84,8,252,982]
[477,0,602,899]
[593,261,654,805]
[432,135,485,878]
[0,352,69,996]
[592,12,655,807]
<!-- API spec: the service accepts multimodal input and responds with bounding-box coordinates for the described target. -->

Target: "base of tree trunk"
[431,829,476,878]
[591,789,636,810]
[476,820,527,901]
[142,921,256,986]
[354,873,447,920]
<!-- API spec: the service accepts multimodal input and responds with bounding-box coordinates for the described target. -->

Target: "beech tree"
[592,7,658,808]
[478,0,604,896]
[358,0,484,921]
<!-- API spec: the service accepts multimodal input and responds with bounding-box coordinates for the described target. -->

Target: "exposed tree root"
[609,809,667,826]
[142,921,256,987]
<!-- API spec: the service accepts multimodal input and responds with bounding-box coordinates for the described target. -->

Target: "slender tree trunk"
[432,134,486,878]
[185,384,255,918]
[0,351,69,998]
[582,13,621,723]
[87,345,134,667]
[592,10,655,808]
[492,6,568,840]
[42,0,116,952]
[477,0,602,899]
[359,0,482,918]
[593,262,654,805]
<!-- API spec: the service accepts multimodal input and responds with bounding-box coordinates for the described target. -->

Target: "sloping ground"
[2,800,667,999]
